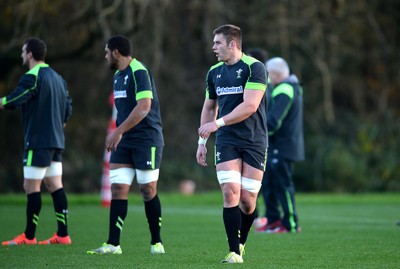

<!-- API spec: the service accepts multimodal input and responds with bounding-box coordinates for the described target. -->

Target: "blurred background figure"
[101,92,117,207]
[179,179,196,195]
[256,57,304,233]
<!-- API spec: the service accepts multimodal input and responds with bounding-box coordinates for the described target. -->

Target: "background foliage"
[0,0,399,192]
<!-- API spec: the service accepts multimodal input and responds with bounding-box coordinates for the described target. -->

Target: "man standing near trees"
[1,37,72,245]
[87,35,165,255]
[196,24,268,263]
[257,57,304,233]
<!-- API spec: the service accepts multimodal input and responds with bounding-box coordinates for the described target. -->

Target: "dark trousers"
[261,156,299,231]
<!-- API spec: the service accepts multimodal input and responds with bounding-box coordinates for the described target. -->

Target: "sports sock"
[51,188,69,237]
[107,199,127,246]
[223,205,241,255]
[25,192,41,239]
[144,194,162,244]
[239,209,256,245]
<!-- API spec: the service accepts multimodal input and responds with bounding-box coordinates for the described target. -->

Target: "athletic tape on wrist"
[215,118,226,128]
[198,137,208,145]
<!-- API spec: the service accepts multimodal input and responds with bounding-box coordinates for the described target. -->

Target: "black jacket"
[267,75,304,161]
[3,63,72,149]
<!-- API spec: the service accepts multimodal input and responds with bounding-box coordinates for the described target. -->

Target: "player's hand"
[106,130,123,152]
[198,122,218,138]
[196,144,208,167]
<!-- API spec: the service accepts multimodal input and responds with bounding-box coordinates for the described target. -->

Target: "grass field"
[0,192,399,268]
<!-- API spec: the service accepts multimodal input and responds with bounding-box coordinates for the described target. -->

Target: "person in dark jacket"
[1,37,72,245]
[258,57,304,233]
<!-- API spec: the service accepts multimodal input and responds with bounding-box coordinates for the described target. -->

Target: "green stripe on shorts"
[27,149,33,166]
[151,147,156,169]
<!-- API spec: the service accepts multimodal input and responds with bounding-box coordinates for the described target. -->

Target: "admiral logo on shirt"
[114,89,127,99]
[216,85,243,96]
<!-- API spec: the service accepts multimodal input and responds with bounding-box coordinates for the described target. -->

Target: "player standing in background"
[196,24,268,263]
[259,57,304,233]
[87,35,165,255]
[1,37,72,246]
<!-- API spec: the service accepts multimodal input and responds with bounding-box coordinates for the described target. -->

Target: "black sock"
[25,192,41,239]
[51,188,68,237]
[240,209,256,245]
[254,206,259,219]
[144,194,162,244]
[107,199,127,246]
[223,206,241,255]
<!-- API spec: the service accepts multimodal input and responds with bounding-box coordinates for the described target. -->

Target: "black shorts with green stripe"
[110,145,163,170]
[215,143,267,172]
[23,148,63,167]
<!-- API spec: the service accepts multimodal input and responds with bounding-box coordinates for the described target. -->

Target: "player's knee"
[240,198,256,214]
[222,189,238,204]
[23,180,41,194]
[139,183,156,201]
[111,183,130,199]
[43,176,63,193]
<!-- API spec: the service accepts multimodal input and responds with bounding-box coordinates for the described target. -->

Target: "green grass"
[0,192,399,268]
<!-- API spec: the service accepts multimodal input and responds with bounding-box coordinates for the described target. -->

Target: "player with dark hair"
[196,24,268,263]
[1,37,72,245]
[87,35,165,255]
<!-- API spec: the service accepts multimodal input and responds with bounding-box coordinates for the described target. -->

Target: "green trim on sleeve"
[130,58,147,71]
[271,83,294,99]
[4,88,32,105]
[268,84,294,135]
[245,82,266,91]
[6,63,48,106]
[130,58,154,101]
[205,88,210,99]
[136,90,153,101]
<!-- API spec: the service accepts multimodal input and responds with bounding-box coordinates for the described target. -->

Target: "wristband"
[198,137,208,145]
[215,118,226,128]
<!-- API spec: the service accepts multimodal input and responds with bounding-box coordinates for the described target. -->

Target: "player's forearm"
[220,104,255,126]
[200,108,217,125]
[117,108,149,134]
[220,90,264,126]
[200,99,218,125]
